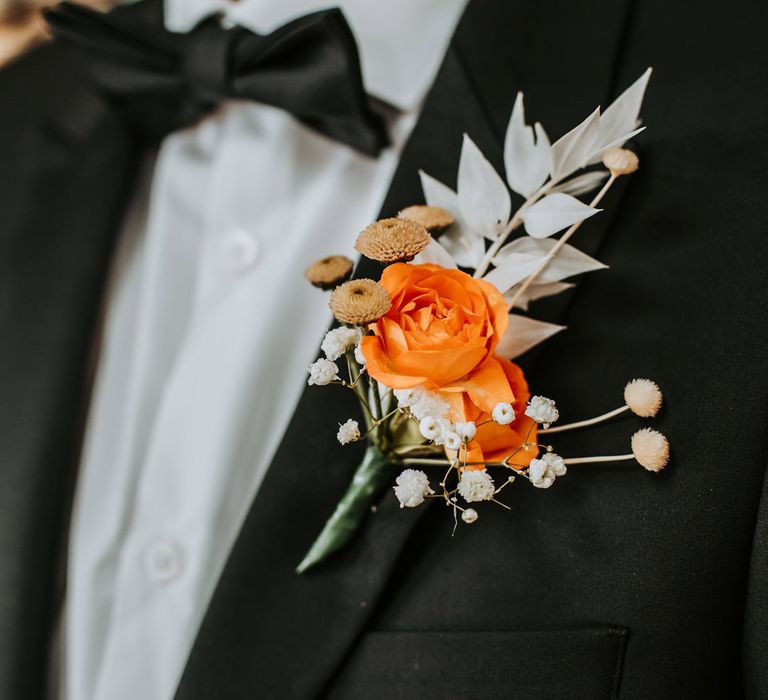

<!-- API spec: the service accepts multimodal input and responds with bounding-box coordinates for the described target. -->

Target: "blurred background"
[0,0,113,66]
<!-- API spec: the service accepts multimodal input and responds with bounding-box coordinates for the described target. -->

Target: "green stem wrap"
[296,445,392,574]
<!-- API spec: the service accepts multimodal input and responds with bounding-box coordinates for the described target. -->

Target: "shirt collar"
[163,0,469,112]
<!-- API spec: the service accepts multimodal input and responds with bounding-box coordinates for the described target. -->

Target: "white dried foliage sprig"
[415,68,652,359]
[300,70,667,566]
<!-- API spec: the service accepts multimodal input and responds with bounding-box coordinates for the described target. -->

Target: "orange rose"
[361,263,537,469]
[361,263,509,401]
[456,357,539,469]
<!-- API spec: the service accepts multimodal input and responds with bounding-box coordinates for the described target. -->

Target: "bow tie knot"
[181,25,238,102]
[46,3,390,156]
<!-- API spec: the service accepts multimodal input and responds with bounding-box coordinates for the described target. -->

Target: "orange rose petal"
[367,263,512,393]
[445,356,515,415]
[392,343,488,386]
[378,317,409,357]
[361,337,426,389]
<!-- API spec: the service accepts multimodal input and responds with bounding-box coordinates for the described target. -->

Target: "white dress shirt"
[62,1,468,699]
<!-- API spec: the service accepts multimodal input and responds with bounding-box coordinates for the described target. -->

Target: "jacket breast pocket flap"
[326,627,628,700]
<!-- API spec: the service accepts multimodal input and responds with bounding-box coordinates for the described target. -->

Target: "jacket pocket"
[326,627,628,700]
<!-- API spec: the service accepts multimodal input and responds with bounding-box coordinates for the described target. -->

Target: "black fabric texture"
[0,0,766,698]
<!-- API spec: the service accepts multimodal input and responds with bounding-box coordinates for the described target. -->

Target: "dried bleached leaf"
[413,239,458,268]
[482,256,543,294]
[587,126,645,166]
[549,170,609,197]
[549,108,601,181]
[521,193,601,238]
[587,68,652,163]
[440,229,486,269]
[496,314,565,359]
[494,237,607,283]
[506,281,575,310]
[457,134,511,240]
[419,170,484,269]
[504,92,551,197]
[419,170,460,215]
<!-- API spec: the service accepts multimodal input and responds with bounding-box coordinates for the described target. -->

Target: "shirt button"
[219,228,259,273]
[143,538,185,584]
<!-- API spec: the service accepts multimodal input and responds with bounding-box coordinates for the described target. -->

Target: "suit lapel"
[175,0,634,697]
[0,2,164,696]
[0,44,142,700]
[173,39,504,700]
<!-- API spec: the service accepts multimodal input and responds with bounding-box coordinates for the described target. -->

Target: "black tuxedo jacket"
[1,0,767,698]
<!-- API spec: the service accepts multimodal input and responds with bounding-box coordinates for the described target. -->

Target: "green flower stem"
[296,445,393,574]
[345,353,373,430]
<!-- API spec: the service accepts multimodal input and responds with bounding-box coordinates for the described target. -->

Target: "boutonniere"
[298,68,669,573]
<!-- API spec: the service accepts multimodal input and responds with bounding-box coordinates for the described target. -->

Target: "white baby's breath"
[528,458,555,489]
[336,419,360,445]
[394,388,415,407]
[443,431,463,452]
[393,469,434,508]
[396,387,450,423]
[419,416,441,441]
[529,452,566,488]
[461,508,479,524]
[307,358,339,386]
[454,421,477,442]
[525,396,559,428]
[457,470,496,502]
[492,402,515,425]
[321,327,362,361]
[542,452,567,477]
[353,343,366,366]
[432,419,455,447]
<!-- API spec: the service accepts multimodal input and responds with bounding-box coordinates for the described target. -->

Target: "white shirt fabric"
[62,1,468,699]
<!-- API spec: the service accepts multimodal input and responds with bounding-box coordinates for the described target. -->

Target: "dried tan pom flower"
[602,147,639,176]
[624,379,663,418]
[305,255,354,290]
[329,279,391,325]
[631,428,669,472]
[355,218,431,263]
[398,205,454,235]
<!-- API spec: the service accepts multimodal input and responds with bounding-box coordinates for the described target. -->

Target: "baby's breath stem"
[371,379,384,421]
[357,408,402,442]
[563,453,634,465]
[506,174,617,310]
[345,354,374,430]
[400,457,453,467]
[539,405,628,434]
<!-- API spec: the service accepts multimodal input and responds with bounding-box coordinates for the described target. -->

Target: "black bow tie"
[45,3,390,156]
